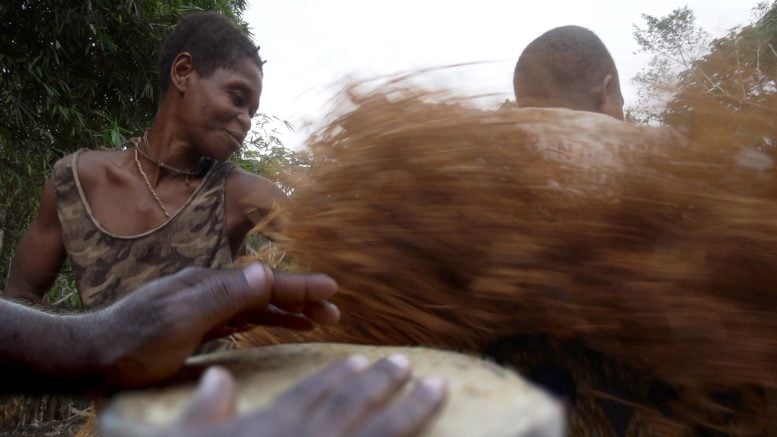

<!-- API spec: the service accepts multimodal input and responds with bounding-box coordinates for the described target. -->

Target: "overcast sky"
[244,1,762,149]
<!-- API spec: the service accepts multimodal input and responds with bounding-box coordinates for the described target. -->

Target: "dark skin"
[0,262,339,394]
[4,53,282,304]
[102,360,448,437]
[516,73,625,120]
[0,264,446,437]
[1,263,447,435]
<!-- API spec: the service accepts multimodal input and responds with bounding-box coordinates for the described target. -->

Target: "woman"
[4,11,284,307]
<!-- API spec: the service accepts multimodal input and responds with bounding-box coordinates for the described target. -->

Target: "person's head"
[158,11,264,160]
[513,26,624,120]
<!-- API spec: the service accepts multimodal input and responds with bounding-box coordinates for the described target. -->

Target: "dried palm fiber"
[239,82,777,434]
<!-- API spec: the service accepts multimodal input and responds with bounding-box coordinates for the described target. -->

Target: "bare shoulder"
[75,149,130,185]
[76,148,125,166]
[226,167,288,220]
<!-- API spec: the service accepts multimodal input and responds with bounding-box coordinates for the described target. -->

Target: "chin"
[201,139,236,161]
[212,149,235,162]
[226,143,242,159]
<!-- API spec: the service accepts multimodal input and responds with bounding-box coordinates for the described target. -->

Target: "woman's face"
[178,57,263,161]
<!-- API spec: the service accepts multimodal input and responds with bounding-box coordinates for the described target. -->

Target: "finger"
[352,375,448,437]
[182,263,274,331]
[302,355,412,436]
[234,304,318,330]
[254,305,317,330]
[233,300,339,328]
[272,356,370,413]
[203,305,321,341]
[271,271,338,313]
[189,263,337,326]
[177,367,238,425]
[303,300,341,325]
[202,326,241,342]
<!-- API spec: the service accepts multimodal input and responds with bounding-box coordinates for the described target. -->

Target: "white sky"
[245,0,762,149]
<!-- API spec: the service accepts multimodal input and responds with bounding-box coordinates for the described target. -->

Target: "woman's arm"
[4,178,67,304]
[225,169,288,255]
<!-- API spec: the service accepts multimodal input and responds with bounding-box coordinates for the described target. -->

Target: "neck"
[146,122,201,170]
[517,96,598,114]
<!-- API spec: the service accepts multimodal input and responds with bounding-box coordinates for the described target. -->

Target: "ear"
[599,74,624,120]
[170,52,196,94]
[599,74,614,105]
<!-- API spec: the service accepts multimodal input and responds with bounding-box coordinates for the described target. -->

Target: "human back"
[244,79,776,434]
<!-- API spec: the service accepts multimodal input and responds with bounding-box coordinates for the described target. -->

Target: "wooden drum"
[102,343,564,436]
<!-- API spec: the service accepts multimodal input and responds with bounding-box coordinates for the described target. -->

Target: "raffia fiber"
[241,82,777,433]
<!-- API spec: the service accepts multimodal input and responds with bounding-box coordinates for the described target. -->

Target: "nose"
[237,110,251,133]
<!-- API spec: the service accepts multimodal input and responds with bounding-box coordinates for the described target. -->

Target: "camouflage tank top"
[52,149,235,307]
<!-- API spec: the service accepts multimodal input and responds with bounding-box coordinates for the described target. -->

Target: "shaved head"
[513,25,623,118]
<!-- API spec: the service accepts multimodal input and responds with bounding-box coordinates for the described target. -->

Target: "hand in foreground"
[101,355,448,437]
[95,263,340,389]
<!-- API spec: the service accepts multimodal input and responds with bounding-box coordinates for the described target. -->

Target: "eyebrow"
[228,80,254,93]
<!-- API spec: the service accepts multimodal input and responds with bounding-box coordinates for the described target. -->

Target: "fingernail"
[242,263,269,287]
[200,367,228,393]
[345,355,370,371]
[318,274,338,290]
[386,354,410,370]
[325,301,340,314]
[419,375,447,394]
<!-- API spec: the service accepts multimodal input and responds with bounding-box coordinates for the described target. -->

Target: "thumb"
[191,262,275,328]
[188,263,338,339]
[177,366,238,425]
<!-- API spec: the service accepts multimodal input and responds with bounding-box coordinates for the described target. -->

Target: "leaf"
[0,0,256,286]
[110,127,121,146]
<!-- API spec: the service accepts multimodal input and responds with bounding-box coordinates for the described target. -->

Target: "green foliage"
[0,0,249,292]
[630,1,777,153]
[630,6,710,124]
[630,2,777,137]
[233,115,311,195]
[43,261,81,310]
[664,1,777,151]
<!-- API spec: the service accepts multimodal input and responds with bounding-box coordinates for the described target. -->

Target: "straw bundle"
[242,84,777,433]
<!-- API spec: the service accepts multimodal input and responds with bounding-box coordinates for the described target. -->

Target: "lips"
[226,130,245,150]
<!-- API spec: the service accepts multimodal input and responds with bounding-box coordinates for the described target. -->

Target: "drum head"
[103,343,563,436]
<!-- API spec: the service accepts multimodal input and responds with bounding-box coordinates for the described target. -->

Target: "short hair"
[513,26,622,106]
[158,11,263,93]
